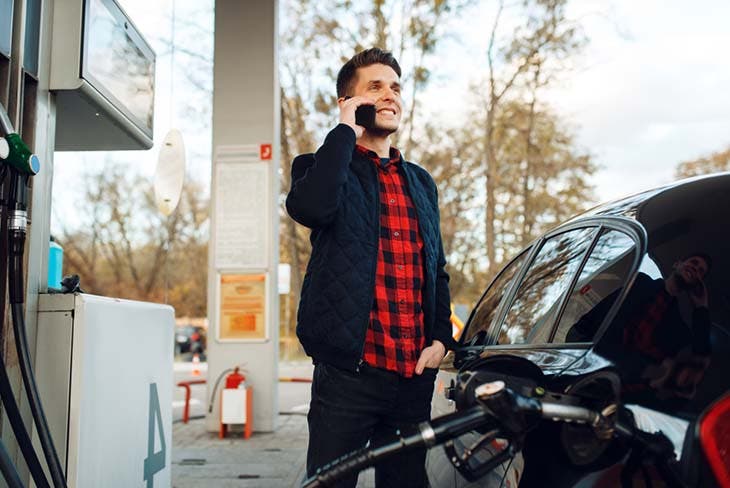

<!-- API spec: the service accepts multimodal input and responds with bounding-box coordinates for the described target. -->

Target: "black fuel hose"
[7,170,67,488]
[0,171,51,487]
[11,302,66,488]
[0,362,49,488]
[0,440,23,488]
[302,406,492,487]
[0,165,8,360]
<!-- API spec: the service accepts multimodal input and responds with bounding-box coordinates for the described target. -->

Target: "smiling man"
[286,48,455,488]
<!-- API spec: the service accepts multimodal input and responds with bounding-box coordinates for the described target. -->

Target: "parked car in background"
[175,325,207,357]
[427,173,730,487]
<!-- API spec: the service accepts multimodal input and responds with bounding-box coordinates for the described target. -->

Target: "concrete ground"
[172,414,311,487]
[172,361,375,487]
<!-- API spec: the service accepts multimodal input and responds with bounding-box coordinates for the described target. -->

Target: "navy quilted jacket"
[286,124,454,372]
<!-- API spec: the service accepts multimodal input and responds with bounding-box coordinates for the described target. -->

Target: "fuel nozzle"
[0,103,36,210]
[2,104,34,306]
[0,104,40,175]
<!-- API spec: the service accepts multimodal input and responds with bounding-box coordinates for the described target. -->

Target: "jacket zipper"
[401,163,433,344]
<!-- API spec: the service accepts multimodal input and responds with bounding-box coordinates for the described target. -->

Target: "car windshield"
[461,250,530,346]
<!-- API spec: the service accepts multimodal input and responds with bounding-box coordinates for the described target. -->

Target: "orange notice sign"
[219,274,267,341]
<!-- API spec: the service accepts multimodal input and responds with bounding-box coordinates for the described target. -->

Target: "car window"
[461,250,530,345]
[497,227,597,345]
[600,202,728,417]
[553,229,637,343]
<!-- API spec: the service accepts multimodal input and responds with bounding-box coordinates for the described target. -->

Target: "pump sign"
[144,383,166,487]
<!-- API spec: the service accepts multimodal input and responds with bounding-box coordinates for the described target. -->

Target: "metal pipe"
[0,103,14,136]
[177,379,206,423]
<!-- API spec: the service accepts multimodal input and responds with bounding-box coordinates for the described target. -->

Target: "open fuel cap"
[154,129,186,216]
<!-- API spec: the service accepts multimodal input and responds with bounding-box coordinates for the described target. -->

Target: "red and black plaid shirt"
[356,145,425,378]
[623,288,670,361]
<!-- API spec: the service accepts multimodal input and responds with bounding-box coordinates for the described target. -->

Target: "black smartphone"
[355,104,376,129]
[344,97,376,129]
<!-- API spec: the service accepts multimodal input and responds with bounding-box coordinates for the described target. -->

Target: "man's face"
[351,63,402,134]
[674,255,709,285]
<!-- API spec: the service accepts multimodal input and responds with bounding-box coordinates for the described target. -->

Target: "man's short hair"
[336,47,402,98]
[682,252,713,274]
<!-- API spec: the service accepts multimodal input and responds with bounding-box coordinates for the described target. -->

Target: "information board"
[214,145,270,269]
[218,274,267,341]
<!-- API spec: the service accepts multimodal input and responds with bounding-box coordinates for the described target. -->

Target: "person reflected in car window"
[568,252,712,402]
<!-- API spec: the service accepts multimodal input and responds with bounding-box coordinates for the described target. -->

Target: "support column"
[207,0,280,432]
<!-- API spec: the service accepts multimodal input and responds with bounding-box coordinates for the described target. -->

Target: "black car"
[426,173,730,487]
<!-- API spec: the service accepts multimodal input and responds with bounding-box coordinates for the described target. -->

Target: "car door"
[428,220,644,487]
[433,248,533,414]
[477,218,645,376]
[481,224,599,374]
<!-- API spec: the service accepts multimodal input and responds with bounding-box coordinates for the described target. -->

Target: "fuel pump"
[0,101,66,488]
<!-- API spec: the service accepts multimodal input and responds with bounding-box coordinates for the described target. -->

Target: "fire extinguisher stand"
[219,367,253,439]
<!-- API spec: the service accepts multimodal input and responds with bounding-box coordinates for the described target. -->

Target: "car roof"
[554,172,730,327]
[570,171,730,222]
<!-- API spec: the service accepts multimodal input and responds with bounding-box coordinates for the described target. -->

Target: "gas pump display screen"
[82,0,155,135]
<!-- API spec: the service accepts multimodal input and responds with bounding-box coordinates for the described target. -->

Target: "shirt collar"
[355,144,402,170]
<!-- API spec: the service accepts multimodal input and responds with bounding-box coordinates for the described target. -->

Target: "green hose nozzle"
[0,103,40,175]
[1,133,40,175]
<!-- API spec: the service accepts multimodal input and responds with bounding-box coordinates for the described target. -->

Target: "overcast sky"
[550,0,730,200]
[426,0,730,201]
[52,0,730,232]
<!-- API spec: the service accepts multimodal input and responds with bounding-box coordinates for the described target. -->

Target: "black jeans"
[306,362,437,488]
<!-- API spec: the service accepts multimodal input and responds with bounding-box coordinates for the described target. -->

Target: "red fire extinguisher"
[219,366,253,439]
[225,367,246,389]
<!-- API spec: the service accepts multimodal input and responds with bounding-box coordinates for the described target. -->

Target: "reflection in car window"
[461,251,529,345]
[607,180,730,416]
[498,227,597,345]
[554,229,636,343]
[637,254,662,280]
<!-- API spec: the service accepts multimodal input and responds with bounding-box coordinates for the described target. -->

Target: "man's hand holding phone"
[339,96,376,138]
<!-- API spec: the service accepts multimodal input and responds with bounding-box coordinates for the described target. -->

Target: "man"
[286,48,455,487]
[569,252,712,401]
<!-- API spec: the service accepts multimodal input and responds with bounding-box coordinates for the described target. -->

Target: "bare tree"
[56,163,209,316]
[675,145,730,178]
[482,0,586,274]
